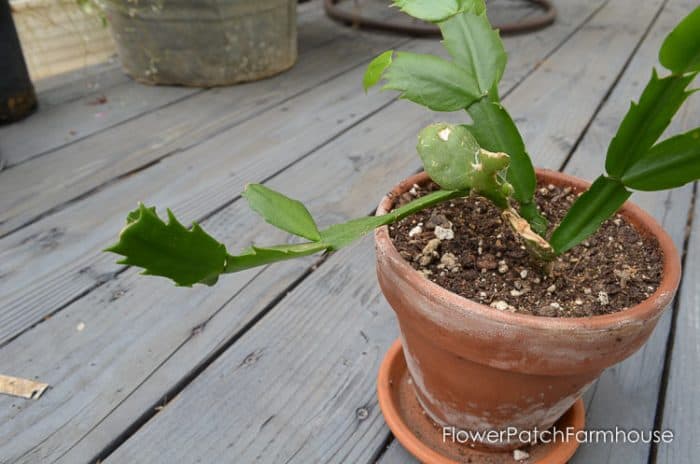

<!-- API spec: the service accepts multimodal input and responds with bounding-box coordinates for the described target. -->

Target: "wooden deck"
[0,0,697,462]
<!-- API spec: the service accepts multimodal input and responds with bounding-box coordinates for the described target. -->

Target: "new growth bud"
[417,123,513,208]
[417,122,555,261]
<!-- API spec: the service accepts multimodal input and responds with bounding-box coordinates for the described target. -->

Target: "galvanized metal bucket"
[100,0,297,86]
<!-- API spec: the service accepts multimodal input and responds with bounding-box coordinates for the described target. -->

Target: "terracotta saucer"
[377,339,585,464]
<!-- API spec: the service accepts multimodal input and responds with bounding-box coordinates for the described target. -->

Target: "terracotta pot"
[374,169,681,450]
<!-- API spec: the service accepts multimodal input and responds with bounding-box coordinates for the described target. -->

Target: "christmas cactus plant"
[106,0,700,288]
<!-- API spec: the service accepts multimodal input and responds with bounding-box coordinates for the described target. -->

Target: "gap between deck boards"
[649,181,698,464]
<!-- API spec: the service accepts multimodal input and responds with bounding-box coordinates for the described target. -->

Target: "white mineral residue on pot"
[386,256,621,370]
[404,338,585,440]
[652,291,673,311]
[401,343,441,423]
[403,351,506,439]
[387,281,600,447]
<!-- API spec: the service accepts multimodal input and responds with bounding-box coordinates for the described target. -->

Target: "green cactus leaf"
[416,123,512,207]
[107,186,470,287]
[659,6,700,74]
[243,184,321,242]
[605,70,695,179]
[105,204,228,287]
[439,11,506,94]
[416,123,481,190]
[465,100,535,205]
[320,189,466,249]
[363,50,393,91]
[382,52,484,112]
[549,176,631,254]
[392,0,485,22]
[225,242,328,273]
[621,128,700,191]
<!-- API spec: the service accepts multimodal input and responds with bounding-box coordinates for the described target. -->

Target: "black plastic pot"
[1,0,37,124]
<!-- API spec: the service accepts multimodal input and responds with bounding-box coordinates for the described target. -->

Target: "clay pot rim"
[374,169,681,332]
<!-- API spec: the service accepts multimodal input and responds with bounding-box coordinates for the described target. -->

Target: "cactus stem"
[502,207,556,261]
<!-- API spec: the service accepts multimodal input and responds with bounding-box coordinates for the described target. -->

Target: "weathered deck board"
[376,439,415,464]
[0,4,389,237]
[0,27,412,347]
[105,236,396,464]
[502,0,666,169]
[93,0,672,462]
[0,1,613,459]
[0,0,593,239]
[0,2,326,169]
[33,60,126,108]
[656,187,700,464]
[0,81,198,168]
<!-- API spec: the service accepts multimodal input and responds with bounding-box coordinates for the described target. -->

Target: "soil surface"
[389,182,663,317]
